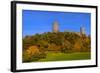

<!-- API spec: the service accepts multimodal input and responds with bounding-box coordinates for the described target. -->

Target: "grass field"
[38,52,91,62]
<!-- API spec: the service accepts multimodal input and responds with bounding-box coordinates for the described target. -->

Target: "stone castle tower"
[53,20,59,33]
[80,26,85,35]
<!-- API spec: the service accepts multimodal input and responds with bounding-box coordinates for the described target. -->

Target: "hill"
[22,31,91,62]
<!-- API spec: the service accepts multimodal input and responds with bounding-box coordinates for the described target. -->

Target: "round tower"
[53,20,59,33]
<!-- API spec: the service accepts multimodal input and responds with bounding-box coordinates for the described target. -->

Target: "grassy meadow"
[39,52,91,62]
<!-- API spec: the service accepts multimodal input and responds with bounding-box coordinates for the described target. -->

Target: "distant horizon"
[22,10,91,37]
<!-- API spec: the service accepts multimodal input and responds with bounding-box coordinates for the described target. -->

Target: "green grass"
[38,52,91,62]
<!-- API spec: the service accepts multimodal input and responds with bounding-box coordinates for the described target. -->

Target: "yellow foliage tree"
[26,46,40,56]
[23,46,40,62]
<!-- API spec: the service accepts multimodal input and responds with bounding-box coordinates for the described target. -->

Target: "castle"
[52,20,85,35]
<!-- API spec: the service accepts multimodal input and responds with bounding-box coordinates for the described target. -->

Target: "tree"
[23,46,40,62]
[73,39,82,52]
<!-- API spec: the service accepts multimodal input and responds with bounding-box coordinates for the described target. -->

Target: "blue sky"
[22,10,91,37]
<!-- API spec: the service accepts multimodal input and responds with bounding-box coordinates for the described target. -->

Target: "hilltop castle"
[52,20,85,35]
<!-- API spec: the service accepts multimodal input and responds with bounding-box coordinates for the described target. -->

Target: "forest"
[22,31,91,62]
